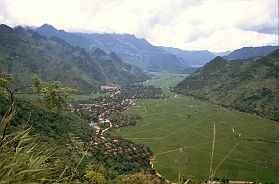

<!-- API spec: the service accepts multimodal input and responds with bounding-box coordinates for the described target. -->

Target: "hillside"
[0,24,148,93]
[92,49,148,85]
[173,50,278,120]
[223,46,278,60]
[160,46,216,67]
[0,96,93,146]
[35,24,192,73]
[0,90,156,183]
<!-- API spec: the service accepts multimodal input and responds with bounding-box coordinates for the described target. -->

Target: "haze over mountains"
[35,24,192,73]
[159,46,216,67]
[34,24,278,70]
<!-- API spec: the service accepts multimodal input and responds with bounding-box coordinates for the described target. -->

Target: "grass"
[117,72,278,183]
[0,129,57,183]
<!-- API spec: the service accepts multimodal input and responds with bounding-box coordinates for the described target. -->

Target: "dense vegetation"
[0,97,93,145]
[174,50,278,120]
[0,24,148,94]
[89,135,154,174]
[92,49,149,85]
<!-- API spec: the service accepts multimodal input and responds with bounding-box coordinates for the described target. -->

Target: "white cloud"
[0,0,278,51]
[184,28,277,51]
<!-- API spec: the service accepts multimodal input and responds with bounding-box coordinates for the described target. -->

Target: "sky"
[0,0,278,52]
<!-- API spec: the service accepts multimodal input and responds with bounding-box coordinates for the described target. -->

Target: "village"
[72,84,164,135]
[69,84,165,175]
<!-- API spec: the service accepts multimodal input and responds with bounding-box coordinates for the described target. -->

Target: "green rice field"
[117,72,278,183]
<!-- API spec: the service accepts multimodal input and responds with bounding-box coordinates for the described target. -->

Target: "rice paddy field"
[117,72,278,183]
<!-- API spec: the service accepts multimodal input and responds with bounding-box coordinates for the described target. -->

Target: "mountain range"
[35,24,192,73]
[33,24,278,71]
[159,46,216,67]
[223,46,278,60]
[0,24,148,93]
[173,50,278,121]
[1,23,277,95]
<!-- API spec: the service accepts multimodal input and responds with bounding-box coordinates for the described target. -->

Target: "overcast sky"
[0,0,278,52]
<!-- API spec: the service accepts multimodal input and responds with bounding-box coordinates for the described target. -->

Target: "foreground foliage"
[0,129,58,183]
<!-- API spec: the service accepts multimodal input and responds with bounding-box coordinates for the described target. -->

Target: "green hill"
[0,24,148,93]
[174,50,278,120]
[0,96,93,146]
[92,49,149,85]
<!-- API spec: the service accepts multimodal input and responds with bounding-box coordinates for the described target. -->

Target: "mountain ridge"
[173,50,279,121]
[35,24,192,73]
[223,45,278,60]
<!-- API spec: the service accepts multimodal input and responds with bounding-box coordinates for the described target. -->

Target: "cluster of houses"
[70,84,165,169]
[76,89,137,135]
[73,84,164,137]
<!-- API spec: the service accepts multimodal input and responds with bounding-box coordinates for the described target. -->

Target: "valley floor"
[117,72,278,183]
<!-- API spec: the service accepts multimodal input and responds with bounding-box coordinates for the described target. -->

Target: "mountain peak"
[39,24,57,31]
[201,56,227,72]
[109,52,122,61]
[212,56,225,61]
[0,24,15,34]
[93,48,108,56]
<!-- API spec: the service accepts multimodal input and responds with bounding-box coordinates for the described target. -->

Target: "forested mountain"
[91,48,148,85]
[35,24,192,73]
[174,50,278,120]
[223,46,278,60]
[0,24,148,93]
[160,46,216,67]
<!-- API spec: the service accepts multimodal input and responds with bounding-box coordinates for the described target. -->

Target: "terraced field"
[118,72,278,183]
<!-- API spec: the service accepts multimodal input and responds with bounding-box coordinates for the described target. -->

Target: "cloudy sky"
[0,0,278,52]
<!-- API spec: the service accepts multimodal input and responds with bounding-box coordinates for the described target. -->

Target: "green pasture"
[118,72,278,183]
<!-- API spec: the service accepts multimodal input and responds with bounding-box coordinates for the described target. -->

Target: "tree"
[32,74,75,111]
[1,73,75,142]
[0,73,17,143]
